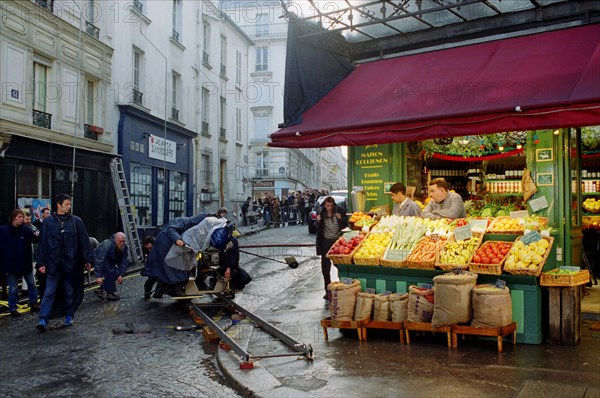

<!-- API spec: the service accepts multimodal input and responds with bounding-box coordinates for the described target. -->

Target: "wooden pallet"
[321,317,369,341]
[403,321,452,347]
[451,322,517,352]
[364,320,405,343]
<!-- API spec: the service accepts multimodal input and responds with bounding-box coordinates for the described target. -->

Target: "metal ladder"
[110,157,144,264]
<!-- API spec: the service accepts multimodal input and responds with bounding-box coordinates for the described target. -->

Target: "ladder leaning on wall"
[109,157,144,264]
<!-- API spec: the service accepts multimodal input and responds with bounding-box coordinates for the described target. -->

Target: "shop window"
[130,163,152,226]
[157,168,165,227]
[169,171,186,219]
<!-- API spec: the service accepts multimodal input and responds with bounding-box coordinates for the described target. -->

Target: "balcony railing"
[133,0,143,13]
[85,21,100,39]
[255,169,269,178]
[171,107,179,121]
[132,89,143,105]
[35,0,54,12]
[201,121,209,134]
[172,29,180,42]
[220,64,226,77]
[84,124,98,141]
[32,109,52,129]
[202,51,210,65]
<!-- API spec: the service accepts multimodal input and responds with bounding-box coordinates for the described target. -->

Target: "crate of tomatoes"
[468,241,514,275]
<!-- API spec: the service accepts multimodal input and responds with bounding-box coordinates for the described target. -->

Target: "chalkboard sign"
[453,224,473,241]
[342,278,354,285]
[365,288,376,294]
[496,279,506,289]
[521,230,543,245]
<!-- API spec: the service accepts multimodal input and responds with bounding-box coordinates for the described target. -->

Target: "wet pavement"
[1,223,599,397]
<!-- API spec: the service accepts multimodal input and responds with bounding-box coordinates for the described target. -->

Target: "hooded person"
[209,225,252,291]
[141,213,210,295]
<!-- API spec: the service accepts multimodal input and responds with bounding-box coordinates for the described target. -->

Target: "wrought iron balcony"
[171,107,179,121]
[133,0,143,13]
[35,0,53,12]
[172,29,180,42]
[84,124,98,141]
[255,169,269,178]
[32,109,52,129]
[220,64,226,77]
[132,89,143,105]
[201,121,209,134]
[85,21,100,39]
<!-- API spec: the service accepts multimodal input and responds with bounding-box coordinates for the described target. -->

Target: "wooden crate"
[364,320,405,343]
[321,317,369,341]
[451,322,517,352]
[435,232,484,272]
[504,236,554,277]
[403,321,452,347]
[540,270,589,287]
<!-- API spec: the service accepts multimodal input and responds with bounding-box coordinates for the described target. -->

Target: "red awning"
[270,24,600,148]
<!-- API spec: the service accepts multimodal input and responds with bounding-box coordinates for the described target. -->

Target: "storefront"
[118,105,195,237]
[270,24,600,343]
[0,134,118,240]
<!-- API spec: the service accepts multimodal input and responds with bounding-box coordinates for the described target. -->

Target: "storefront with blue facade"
[118,105,195,236]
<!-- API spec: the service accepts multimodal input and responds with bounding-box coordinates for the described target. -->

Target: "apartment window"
[235,50,241,85]
[256,13,269,36]
[168,171,186,219]
[130,163,152,226]
[172,0,181,41]
[85,80,95,125]
[203,21,211,65]
[220,35,227,77]
[219,96,226,139]
[254,115,269,140]
[171,71,180,120]
[202,87,210,134]
[202,154,212,186]
[256,152,268,177]
[132,49,143,104]
[236,108,242,142]
[33,62,47,112]
[85,0,99,38]
[255,47,268,71]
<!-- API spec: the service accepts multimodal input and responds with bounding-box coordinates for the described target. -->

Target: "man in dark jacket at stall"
[35,193,94,331]
[0,209,40,317]
[141,213,210,296]
[94,232,129,301]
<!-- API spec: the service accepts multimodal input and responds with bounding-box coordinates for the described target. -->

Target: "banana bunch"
[439,236,480,265]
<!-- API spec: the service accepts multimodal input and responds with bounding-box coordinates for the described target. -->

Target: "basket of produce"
[583,216,600,232]
[405,237,447,269]
[540,269,589,287]
[380,217,429,268]
[487,216,525,234]
[348,212,377,230]
[352,232,391,266]
[380,247,413,268]
[468,240,514,275]
[435,233,483,271]
[583,198,600,214]
[503,235,553,277]
[326,234,365,265]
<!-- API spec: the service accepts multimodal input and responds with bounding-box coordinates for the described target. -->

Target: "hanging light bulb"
[553,129,560,135]
[516,142,522,150]
[498,145,505,152]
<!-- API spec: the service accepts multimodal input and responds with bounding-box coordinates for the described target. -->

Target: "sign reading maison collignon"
[148,134,176,164]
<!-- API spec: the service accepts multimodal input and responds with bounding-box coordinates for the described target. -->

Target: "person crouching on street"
[94,232,129,301]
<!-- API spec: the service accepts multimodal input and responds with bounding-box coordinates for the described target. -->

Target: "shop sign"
[353,144,392,207]
[253,180,275,188]
[148,134,176,164]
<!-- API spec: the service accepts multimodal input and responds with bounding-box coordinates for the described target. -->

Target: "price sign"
[342,278,354,285]
[452,268,464,275]
[453,224,473,241]
[560,266,580,272]
[365,288,376,294]
[380,290,392,296]
[510,210,529,219]
[430,233,440,242]
[496,279,506,289]
[521,230,543,245]
[421,283,433,290]
[469,219,488,231]
[529,196,549,213]
[343,230,360,240]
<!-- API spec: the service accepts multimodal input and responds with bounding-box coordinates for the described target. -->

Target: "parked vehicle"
[308,191,348,234]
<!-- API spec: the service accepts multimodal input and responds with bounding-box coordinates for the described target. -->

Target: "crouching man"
[210,226,252,291]
[94,232,129,301]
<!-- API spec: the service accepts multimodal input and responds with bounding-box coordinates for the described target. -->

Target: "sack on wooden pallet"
[373,294,391,321]
[389,293,409,322]
[471,284,512,328]
[328,280,362,320]
[431,271,478,328]
[354,292,375,321]
[407,285,435,323]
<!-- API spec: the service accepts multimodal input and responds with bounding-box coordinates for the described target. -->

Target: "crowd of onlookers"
[240,188,332,228]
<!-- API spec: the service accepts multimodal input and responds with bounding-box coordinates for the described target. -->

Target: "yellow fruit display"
[488,216,524,233]
[504,237,551,272]
[353,233,392,260]
[583,198,600,213]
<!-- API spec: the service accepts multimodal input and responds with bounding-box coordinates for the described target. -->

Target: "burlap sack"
[328,280,362,320]
[354,292,375,321]
[431,271,478,328]
[407,285,435,323]
[389,293,409,322]
[373,294,391,321]
[471,285,512,328]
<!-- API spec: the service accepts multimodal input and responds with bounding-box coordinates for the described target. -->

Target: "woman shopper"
[315,196,348,301]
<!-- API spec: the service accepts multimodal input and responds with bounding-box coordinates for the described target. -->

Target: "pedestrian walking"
[0,209,40,317]
[94,232,129,301]
[241,197,251,226]
[35,193,94,331]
